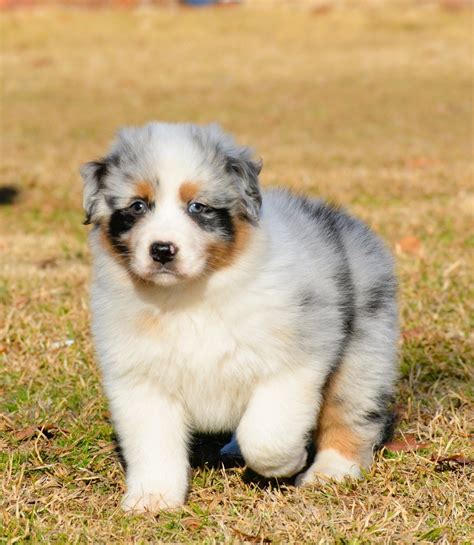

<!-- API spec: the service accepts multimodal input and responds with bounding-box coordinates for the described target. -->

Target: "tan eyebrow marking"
[133,180,155,201]
[179,181,200,204]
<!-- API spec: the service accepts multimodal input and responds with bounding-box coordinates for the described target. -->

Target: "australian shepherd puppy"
[81,122,398,513]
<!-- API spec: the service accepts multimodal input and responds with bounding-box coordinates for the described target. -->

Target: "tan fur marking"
[315,368,362,462]
[134,180,155,201]
[206,220,252,271]
[179,181,200,204]
[99,224,125,260]
[97,225,153,287]
[136,309,161,335]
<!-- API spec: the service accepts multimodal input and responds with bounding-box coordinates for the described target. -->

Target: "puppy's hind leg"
[296,331,397,485]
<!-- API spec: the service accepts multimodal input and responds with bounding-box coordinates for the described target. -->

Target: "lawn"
[1,2,473,543]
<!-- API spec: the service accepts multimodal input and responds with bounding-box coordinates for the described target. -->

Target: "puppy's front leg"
[236,368,321,478]
[107,380,189,513]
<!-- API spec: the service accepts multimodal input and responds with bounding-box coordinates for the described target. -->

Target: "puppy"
[81,122,398,512]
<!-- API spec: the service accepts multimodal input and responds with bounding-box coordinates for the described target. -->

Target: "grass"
[1,2,473,543]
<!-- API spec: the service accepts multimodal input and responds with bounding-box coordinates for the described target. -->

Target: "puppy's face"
[81,123,262,286]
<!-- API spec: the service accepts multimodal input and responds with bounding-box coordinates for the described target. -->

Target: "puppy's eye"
[188,202,209,215]
[129,200,147,215]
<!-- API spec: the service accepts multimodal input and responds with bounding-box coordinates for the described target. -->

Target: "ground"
[0,2,473,544]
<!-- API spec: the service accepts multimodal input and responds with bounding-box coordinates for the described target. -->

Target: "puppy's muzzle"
[149,242,178,265]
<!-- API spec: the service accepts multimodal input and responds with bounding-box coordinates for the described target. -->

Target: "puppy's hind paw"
[295,448,362,486]
[121,492,184,513]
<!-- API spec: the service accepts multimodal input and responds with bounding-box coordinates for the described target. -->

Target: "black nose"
[150,242,178,264]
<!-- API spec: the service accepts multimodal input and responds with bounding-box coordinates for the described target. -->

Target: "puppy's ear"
[226,150,263,222]
[80,159,109,225]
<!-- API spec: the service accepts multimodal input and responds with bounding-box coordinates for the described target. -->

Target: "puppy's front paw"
[264,446,308,478]
[295,448,362,486]
[121,491,184,513]
[242,442,308,478]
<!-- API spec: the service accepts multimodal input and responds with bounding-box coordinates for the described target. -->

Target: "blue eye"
[188,202,208,215]
[129,200,147,215]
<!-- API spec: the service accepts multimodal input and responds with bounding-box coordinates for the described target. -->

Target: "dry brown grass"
[1,2,473,543]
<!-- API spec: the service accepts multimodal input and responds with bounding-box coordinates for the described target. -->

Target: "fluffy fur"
[81,122,399,512]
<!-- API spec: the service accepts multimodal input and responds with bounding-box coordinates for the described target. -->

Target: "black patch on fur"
[89,154,121,193]
[334,267,356,340]
[108,209,137,238]
[363,275,397,316]
[108,153,121,168]
[108,209,137,252]
[90,160,109,190]
[297,197,356,369]
[361,393,397,447]
[296,199,356,338]
[364,393,393,420]
[111,431,127,471]
[379,410,396,445]
[82,158,112,224]
[327,262,356,372]
[189,208,235,241]
[107,200,153,252]
[298,198,343,247]
[225,155,262,222]
[365,409,385,422]
[105,195,119,210]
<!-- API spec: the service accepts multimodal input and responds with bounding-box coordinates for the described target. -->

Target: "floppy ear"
[225,149,263,222]
[80,159,108,225]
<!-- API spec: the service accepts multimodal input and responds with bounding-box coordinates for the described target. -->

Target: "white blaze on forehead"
[146,193,190,242]
[140,129,213,196]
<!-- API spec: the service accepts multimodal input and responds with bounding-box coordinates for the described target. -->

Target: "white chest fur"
[91,260,299,432]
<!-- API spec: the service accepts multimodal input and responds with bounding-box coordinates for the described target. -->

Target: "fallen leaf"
[181,517,202,531]
[311,3,332,16]
[0,413,15,431]
[385,435,430,452]
[440,0,472,12]
[37,257,58,269]
[14,423,58,441]
[233,527,271,544]
[14,425,37,440]
[406,156,439,169]
[208,496,222,512]
[396,236,422,256]
[31,56,53,69]
[14,297,30,309]
[393,403,407,420]
[401,327,425,340]
[95,443,116,455]
[431,454,474,472]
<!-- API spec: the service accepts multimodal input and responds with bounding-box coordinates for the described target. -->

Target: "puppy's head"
[81,122,262,286]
